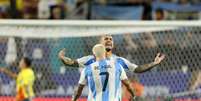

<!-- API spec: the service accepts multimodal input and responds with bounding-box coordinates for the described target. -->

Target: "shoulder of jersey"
[111,54,122,60]
[87,55,95,59]
[91,61,99,66]
[87,61,98,68]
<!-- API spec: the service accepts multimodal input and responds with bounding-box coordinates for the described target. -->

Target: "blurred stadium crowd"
[0,0,201,20]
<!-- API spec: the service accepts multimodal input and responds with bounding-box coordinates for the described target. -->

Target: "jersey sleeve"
[120,66,128,80]
[76,55,94,67]
[118,57,138,72]
[78,68,87,85]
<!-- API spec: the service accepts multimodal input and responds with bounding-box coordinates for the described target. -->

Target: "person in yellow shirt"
[0,57,35,101]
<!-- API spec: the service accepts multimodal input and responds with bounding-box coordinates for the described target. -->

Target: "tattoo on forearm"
[61,57,79,67]
[134,62,157,73]
[62,57,74,64]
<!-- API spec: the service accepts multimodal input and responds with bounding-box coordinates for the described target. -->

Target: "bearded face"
[100,35,114,52]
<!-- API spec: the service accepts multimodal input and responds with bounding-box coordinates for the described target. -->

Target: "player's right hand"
[58,48,66,59]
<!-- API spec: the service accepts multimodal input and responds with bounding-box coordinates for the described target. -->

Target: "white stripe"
[91,62,102,101]
[119,65,124,101]
[108,59,116,101]
[111,55,122,101]
[88,87,95,101]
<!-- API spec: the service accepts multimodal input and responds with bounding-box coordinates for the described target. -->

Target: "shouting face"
[100,35,114,52]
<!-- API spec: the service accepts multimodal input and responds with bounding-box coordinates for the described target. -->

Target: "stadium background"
[0,0,201,101]
[0,0,201,20]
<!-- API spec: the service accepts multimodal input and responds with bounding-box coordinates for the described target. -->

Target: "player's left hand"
[153,53,165,65]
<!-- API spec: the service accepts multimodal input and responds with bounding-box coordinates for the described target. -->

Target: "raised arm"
[134,53,165,73]
[72,84,85,101]
[0,68,17,79]
[58,48,80,67]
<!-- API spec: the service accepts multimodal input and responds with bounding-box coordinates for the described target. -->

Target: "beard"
[105,47,112,52]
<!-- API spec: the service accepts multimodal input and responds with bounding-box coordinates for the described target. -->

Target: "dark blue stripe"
[84,58,96,66]
[117,58,129,70]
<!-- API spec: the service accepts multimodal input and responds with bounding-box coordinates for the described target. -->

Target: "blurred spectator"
[0,10,9,19]
[124,33,138,51]
[153,8,165,20]
[38,0,51,19]
[38,0,67,19]
[140,32,157,48]
[22,0,39,19]
[38,0,68,19]
[0,0,9,18]
[49,5,66,19]
[76,0,86,15]
[178,0,189,5]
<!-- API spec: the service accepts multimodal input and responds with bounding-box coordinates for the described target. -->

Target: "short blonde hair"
[92,44,106,58]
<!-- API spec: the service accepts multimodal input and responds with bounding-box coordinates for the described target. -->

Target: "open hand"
[153,53,165,65]
[58,48,66,59]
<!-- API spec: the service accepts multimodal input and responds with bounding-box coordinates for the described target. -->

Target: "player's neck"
[106,51,112,58]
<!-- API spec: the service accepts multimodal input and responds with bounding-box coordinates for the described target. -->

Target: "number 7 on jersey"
[99,72,109,91]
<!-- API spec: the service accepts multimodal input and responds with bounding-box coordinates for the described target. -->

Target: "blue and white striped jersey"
[77,54,138,72]
[79,59,128,101]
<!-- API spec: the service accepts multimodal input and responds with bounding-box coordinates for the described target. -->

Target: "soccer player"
[72,44,135,101]
[0,57,35,101]
[58,35,165,73]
